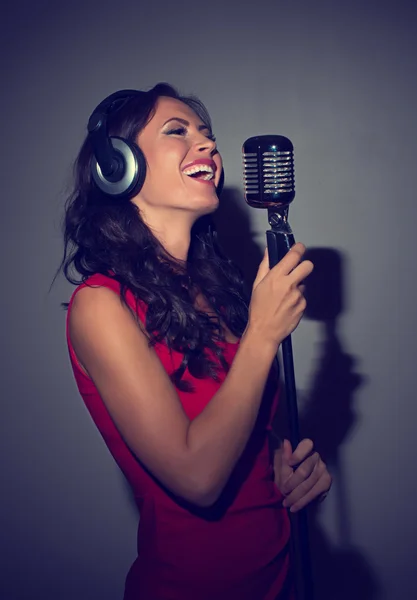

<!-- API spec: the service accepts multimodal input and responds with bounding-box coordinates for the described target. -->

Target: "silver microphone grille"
[242,135,295,208]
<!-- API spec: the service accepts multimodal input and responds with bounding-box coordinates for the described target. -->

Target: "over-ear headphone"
[87,90,147,198]
[87,89,224,199]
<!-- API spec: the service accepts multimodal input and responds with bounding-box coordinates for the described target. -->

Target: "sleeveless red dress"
[66,273,293,600]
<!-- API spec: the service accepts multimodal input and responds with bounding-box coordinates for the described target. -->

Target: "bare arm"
[69,244,312,507]
[70,288,275,506]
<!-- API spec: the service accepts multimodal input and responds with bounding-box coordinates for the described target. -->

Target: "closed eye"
[166,126,216,143]
[166,126,187,136]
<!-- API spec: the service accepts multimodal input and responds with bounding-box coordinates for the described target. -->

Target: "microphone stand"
[266,206,314,600]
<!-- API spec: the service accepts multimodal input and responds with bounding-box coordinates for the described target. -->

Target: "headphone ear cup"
[91,136,146,198]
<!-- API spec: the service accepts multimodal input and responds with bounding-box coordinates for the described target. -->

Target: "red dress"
[66,273,293,600]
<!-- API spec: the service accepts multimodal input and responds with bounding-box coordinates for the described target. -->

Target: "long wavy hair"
[58,83,249,391]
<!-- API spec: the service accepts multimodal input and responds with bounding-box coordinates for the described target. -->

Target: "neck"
[139,208,195,262]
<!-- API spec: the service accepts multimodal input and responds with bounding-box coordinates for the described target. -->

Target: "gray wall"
[1,1,416,599]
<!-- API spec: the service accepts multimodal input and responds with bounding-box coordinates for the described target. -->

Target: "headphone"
[87,90,147,198]
[87,89,224,199]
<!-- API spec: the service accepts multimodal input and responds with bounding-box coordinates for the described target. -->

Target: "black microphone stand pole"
[266,206,314,600]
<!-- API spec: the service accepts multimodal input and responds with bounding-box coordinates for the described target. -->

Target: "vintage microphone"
[242,135,314,600]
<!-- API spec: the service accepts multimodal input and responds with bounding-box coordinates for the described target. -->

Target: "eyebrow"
[162,117,210,131]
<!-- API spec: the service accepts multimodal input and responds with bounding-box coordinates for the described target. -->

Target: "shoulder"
[71,280,122,315]
[68,275,150,376]
[68,273,145,322]
[69,280,136,341]
[66,274,149,371]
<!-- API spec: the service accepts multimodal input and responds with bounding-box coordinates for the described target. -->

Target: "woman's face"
[133,96,222,222]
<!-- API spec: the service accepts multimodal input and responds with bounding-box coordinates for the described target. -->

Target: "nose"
[195,133,217,155]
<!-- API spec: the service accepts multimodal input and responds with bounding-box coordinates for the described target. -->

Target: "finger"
[277,440,294,483]
[282,439,293,462]
[289,439,315,467]
[280,451,320,496]
[287,471,332,513]
[282,457,326,506]
[252,247,270,289]
[288,258,314,286]
[270,243,307,277]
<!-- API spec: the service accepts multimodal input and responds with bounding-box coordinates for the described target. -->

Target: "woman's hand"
[274,438,332,512]
[246,243,314,349]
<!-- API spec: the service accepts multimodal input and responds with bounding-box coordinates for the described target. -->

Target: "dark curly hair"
[58,82,249,391]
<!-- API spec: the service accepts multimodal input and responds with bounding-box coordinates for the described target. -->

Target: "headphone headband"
[90,89,145,119]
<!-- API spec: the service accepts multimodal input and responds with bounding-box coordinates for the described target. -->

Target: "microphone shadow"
[216,190,380,598]
[121,187,380,599]
[273,246,380,600]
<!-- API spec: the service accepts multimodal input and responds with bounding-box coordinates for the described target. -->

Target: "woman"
[61,83,331,599]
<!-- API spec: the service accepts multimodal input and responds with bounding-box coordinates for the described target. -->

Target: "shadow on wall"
[217,187,381,599]
[294,247,379,600]
[122,186,380,599]
[213,186,263,289]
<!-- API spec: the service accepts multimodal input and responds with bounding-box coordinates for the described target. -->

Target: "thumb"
[252,247,270,291]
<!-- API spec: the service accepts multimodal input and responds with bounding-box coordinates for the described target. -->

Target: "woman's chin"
[183,189,218,213]
[196,196,219,215]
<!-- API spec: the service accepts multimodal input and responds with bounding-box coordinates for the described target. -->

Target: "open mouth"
[182,164,215,182]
